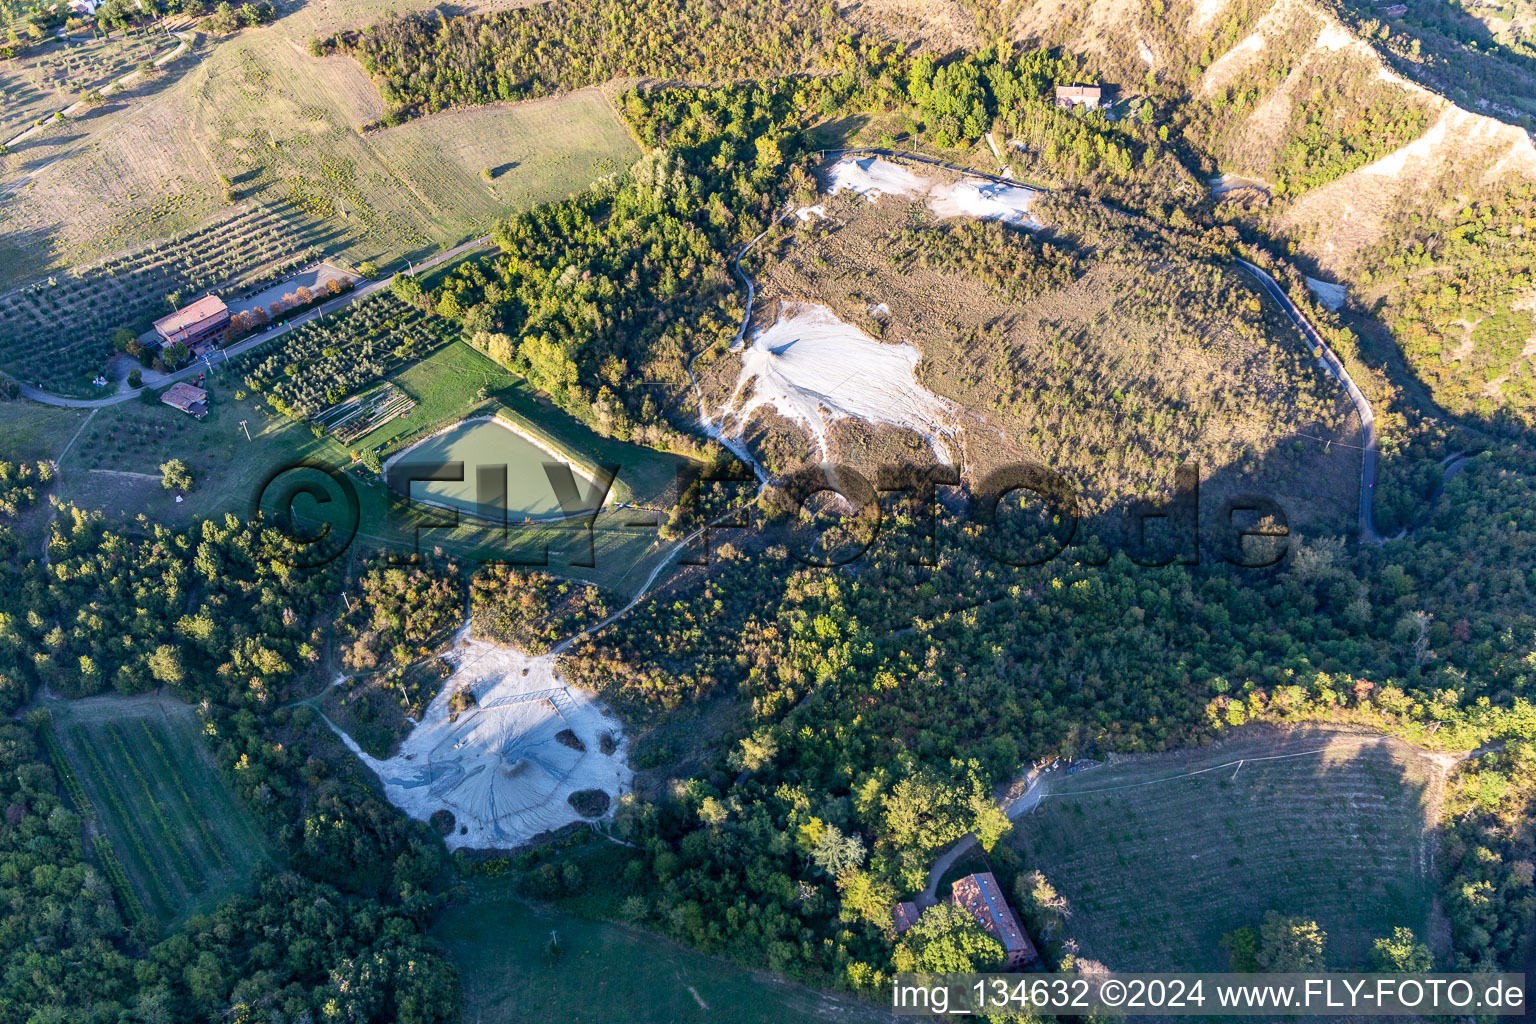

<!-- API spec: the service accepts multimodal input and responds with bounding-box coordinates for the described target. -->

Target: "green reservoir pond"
[387,416,587,521]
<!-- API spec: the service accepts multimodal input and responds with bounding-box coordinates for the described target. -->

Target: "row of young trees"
[302,21,1536,986]
[0,7,1529,1016]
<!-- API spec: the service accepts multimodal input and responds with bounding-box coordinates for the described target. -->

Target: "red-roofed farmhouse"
[950,871,1039,970]
[153,295,230,349]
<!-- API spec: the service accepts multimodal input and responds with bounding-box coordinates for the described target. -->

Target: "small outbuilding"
[160,382,209,420]
[893,901,921,935]
[1055,84,1104,109]
[951,871,1039,970]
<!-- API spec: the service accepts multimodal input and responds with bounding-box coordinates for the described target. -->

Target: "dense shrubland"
[419,45,1197,451]
[1180,24,1432,197]
[1347,182,1536,427]
[338,556,465,672]
[469,565,610,653]
[1341,0,1536,123]
[0,2,1531,1016]
[0,506,459,1021]
[1438,741,1536,970]
[316,0,835,120]
[494,443,1536,988]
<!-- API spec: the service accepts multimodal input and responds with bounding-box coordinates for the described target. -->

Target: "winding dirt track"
[706,150,1382,545]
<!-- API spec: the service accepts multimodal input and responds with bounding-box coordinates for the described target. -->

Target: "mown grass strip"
[133,719,232,870]
[102,723,202,891]
[92,834,148,927]
[68,726,176,913]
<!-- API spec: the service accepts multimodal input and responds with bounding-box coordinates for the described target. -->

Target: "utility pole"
[239,420,251,441]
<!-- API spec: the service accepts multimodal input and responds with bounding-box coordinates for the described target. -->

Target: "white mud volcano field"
[715,302,959,463]
[332,629,631,850]
[1306,276,1348,310]
[827,155,1041,227]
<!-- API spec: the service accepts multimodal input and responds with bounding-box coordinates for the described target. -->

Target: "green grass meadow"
[0,401,93,462]
[48,694,273,927]
[44,336,693,597]
[435,879,897,1024]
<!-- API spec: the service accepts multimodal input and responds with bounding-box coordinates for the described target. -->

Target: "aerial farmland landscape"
[0,0,1533,1020]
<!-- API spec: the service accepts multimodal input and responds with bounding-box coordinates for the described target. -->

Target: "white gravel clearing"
[715,303,958,463]
[330,628,631,850]
[826,156,1041,228]
[1306,277,1348,310]
[927,179,1040,226]
[826,156,932,200]
[795,205,826,221]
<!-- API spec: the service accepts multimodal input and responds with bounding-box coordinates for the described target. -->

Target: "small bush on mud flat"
[554,729,585,752]
[430,808,455,835]
[599,732,616,756]
[448,688,476,721]
[567,789,609,818]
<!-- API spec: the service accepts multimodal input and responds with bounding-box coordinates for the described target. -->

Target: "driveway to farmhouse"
[915,769,1049,910]
[8,235,492,409]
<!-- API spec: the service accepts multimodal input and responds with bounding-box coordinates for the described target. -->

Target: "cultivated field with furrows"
[0,204,326,394]
[0,7,637,298]
[46,693,273,927]
[696,190,1359,532]
[1011,727,1447,973]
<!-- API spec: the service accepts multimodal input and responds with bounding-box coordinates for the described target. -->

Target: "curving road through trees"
[1235,258,1381,544]
[713,150,1381,544]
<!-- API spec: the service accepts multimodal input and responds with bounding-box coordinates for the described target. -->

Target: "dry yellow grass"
[839,0,982,50]
[0,6,637,287]
[697,188,1358,533]
[0,70,224,284]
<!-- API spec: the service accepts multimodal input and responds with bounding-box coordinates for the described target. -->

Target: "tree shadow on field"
[805,112,872,150]
[260,197,357,253]
[0,220,69,291]
[7,129,87,163]
[1289,731,1437,968]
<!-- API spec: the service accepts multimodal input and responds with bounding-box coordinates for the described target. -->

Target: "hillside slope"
[692,185,1358,535]
[983,0,1536,426]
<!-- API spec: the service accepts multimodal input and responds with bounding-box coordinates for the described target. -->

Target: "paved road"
[1235,258,1381,544]
[839,155,1381,547]
[9,234,493,409]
